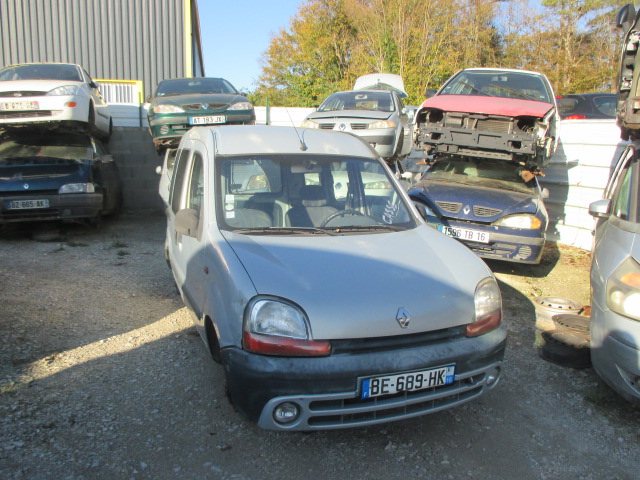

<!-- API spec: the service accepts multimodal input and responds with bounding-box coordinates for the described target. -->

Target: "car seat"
[285,185,338,227]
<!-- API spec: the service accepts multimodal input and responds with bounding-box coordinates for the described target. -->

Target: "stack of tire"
[533,297,592,369]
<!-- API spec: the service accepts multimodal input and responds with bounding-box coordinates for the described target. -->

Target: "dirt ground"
[0,214,638,480]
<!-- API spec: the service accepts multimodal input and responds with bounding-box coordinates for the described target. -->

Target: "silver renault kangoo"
[165,125,506,430]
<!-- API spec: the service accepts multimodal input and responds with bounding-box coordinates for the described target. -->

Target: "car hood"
[419,95,554,118]
[222,226,491,340]
[0,161,91,192]
[305,110,392,121]
[0,79,83,92]
[152,93,247,108]
[411,179,539,220]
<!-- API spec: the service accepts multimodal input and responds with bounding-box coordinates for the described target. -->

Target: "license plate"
[189,115,226,125]
[438,224,490,243]
[361,365,455,399]
[1,101,39,111]
[8,199,50,210]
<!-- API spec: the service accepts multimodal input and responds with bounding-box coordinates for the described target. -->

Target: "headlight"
[47,85,80,96]
[495,214,541,229]
[228,101,253,111]
[152,104,185,114]
[59,183,96,194]
[243,297,331,356]
[301,119,320,129]
[607,257,640,321]
[467,277,502,337]
[368,120,397,129]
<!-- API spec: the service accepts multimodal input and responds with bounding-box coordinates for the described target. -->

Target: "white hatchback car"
[0,63,112,139]
[166,125,506,430]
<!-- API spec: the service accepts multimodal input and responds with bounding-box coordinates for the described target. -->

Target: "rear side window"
[610,150,640,223]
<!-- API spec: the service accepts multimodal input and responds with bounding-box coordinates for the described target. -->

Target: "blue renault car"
[409,156,549,264]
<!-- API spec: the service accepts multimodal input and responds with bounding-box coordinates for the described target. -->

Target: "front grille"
[0,110,52,119]
[435,201,462,213]
[182,103,229,111]
[473,206,502,217]
[475,118,511,133]
[331,326,466,354]
[305,368,491,428]
[350,123,368,130]
[0,91,46,97]
[320,123,335,130]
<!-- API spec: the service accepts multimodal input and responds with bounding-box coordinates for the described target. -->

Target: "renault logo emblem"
[23,183,29,190]
[339,123,347,131]
[396,308,411,328]
[463,205,471,215]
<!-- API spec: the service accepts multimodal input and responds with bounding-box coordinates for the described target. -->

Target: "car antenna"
[285,107,308,151]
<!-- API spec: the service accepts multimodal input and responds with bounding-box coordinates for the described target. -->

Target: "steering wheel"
[320,209,365,227]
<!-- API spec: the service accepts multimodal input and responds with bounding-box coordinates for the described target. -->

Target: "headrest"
[300,185,328,207]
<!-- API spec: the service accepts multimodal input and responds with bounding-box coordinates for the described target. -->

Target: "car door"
[167,143,207,317]
[81,68,111,128]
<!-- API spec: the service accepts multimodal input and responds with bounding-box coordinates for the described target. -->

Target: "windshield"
[0,64,82,82]
[424,157,537,194]
[156,78,238,96]
[217,154,416,233]
[0,133,94,164]
[318,91,395,113]
[439,70,551,103]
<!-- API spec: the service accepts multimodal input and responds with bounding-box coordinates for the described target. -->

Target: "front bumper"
[0,192,103,224]
[148,112,256,148]
[0,94,90,124]
[590,305,640,406]
[221,324,507,431]
[428,219,545,264]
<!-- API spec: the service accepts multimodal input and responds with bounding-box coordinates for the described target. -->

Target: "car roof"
[186,125,377,158]
[458,67,546,77]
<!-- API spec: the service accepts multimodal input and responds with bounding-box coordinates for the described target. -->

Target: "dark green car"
[147,77,255,152]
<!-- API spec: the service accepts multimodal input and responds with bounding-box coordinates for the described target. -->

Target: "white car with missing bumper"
[0,63,112,140]
[165,124,506,430]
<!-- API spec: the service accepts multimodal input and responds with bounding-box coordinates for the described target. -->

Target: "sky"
[196,0,305,92]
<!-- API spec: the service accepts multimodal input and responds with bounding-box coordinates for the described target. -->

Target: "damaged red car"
[414,68,559,167]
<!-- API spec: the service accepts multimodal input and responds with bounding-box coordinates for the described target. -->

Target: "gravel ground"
[1,214,639,480]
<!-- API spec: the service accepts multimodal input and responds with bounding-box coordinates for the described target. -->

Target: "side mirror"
[541,187,550,199]
[412,200,428,220]
[424,88,437,99]
[617,4,636,31]
[175,208,199,236]
[589,199,611,218]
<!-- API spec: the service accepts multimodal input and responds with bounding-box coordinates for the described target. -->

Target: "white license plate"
[361,365,455,399]
[438,224,490,243]
[8,199,50,210]
[1,101,39,111]
[189,115,226,125]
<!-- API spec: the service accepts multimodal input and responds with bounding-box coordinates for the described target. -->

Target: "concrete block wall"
[108,127,163,212]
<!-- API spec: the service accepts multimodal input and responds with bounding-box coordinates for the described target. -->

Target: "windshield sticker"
[383,200,399,224]
[225,211,236,219]
[225,194,235,213]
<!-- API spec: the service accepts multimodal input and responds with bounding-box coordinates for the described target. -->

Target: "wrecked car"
[414,68,559,167]
[301,88,413,165]
[165,124,506,431]
[409,156,549,264]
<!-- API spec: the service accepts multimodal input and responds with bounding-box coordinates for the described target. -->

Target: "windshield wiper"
[330,224,405,233]
[232,226,341,236]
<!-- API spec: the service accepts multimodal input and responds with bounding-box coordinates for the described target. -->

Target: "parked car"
[0,130,121,225]
[557,93,616,120]
[588,140,640,406]
[409,156,549,264]
[0,62,112,140]
[414,68,559,167]
[147,77,255,153]
[165,124,506,431]
[301,88,413,164]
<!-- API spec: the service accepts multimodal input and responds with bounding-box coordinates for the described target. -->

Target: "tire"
[539,329,591,369]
